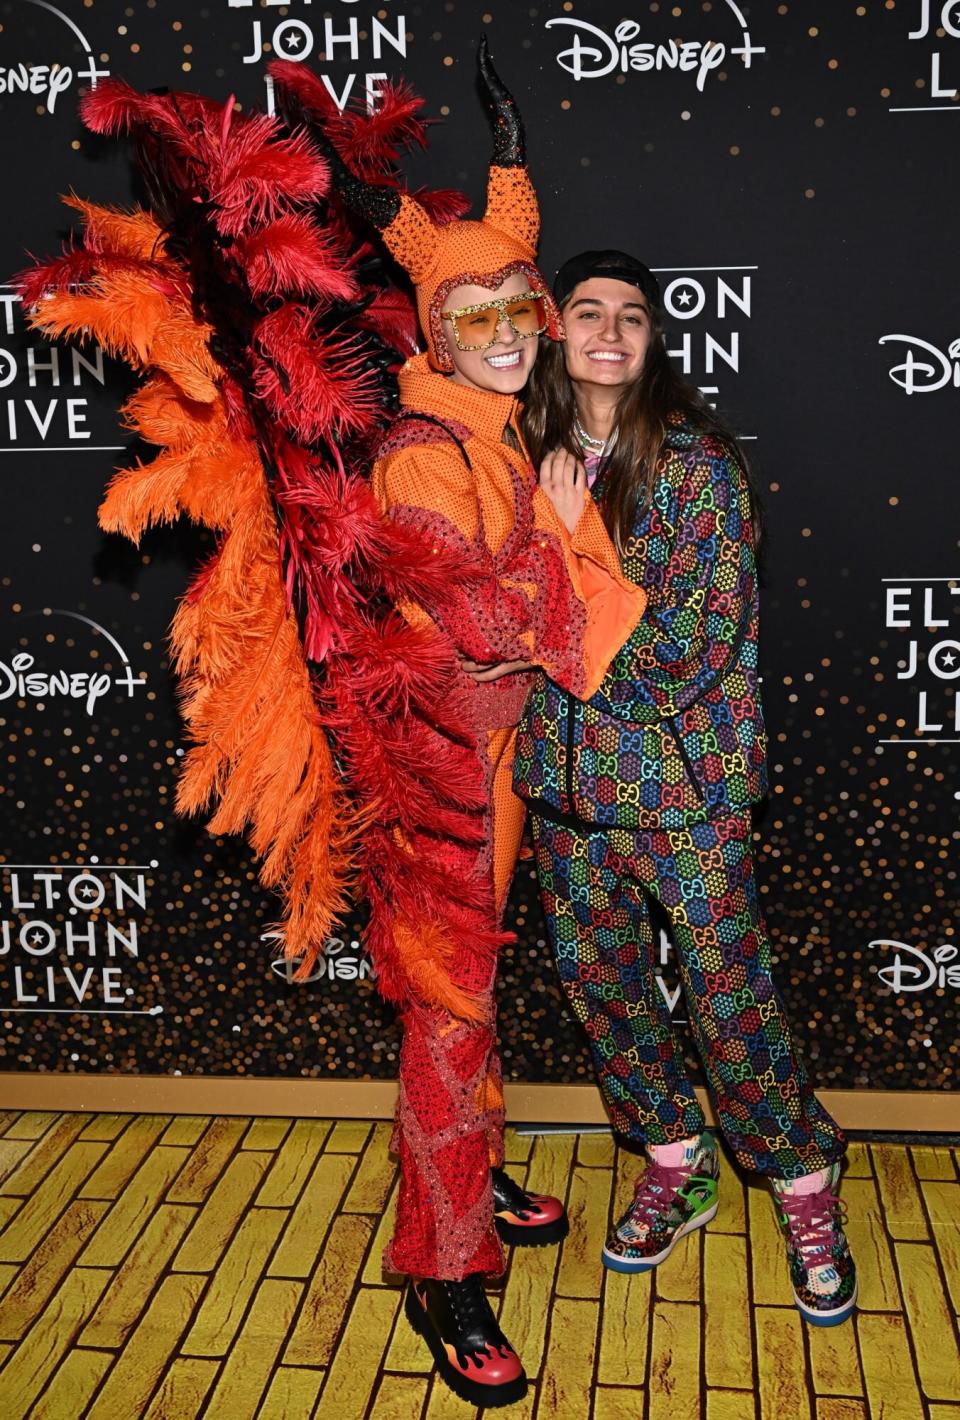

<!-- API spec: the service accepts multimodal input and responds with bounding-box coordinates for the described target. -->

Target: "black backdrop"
[1,0,958,1095]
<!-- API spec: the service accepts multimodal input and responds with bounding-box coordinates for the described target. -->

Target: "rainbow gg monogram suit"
[513,419,845,1178]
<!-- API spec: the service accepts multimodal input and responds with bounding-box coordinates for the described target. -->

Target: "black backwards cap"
[553,249,661,309]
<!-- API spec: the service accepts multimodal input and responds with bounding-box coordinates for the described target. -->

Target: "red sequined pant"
[385,727,525,1280]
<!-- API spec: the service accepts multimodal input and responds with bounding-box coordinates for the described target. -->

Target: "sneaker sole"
[403,1284,528,1409]
[795,1278,858,1328]
[601,1200,719,1274]
[494,1213,570,1249]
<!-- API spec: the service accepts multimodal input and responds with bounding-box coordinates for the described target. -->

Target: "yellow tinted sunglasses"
[440,291,548,350]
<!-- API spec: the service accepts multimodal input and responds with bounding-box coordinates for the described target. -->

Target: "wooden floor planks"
[0,1112,954,1418]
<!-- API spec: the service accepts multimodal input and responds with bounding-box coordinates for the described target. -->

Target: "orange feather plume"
[24,202,358,973]
[22,121,499,1019]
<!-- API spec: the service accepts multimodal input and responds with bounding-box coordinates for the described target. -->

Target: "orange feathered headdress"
[323,37,563,372]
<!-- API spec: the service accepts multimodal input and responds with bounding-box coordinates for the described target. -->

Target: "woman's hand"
[459,658,535,683]
[538,448,586,535]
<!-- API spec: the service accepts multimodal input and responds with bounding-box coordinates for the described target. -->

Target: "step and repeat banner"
[0,0,957,1103]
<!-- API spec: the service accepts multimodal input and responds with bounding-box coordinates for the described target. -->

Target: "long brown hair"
[523,297,763,555]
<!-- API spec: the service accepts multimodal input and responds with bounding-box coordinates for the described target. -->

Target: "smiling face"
[561,277,653,390]
[442,271,542,394]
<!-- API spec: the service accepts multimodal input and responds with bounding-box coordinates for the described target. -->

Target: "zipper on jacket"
[669,716,706,804]
[564,691,576,810]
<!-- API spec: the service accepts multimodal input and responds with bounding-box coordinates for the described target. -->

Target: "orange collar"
[397,353,520,445]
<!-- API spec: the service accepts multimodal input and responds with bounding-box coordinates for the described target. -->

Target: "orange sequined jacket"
[372,354,647,734]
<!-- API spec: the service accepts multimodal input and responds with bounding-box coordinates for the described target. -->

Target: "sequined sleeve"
[373,443,642,698]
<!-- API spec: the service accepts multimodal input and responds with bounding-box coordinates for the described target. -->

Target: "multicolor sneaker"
[772,1163,857,1327]
[602,1133,720,1274]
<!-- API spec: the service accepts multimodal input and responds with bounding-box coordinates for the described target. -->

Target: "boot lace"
[445,1275,496,1339]
[492,1168,534,1215]
[780,1187,847,1272]
[631,1161,691,1221]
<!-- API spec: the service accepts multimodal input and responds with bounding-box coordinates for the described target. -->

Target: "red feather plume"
[238,215,357,302]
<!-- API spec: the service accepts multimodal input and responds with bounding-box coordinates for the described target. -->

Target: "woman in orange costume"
[327,43,646,1406]
[20,47,641,1409]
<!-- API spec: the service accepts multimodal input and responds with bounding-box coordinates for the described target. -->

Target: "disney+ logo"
[1,612,146,718]
[545,1,765,91]
[268,934,376,986]
[1,1,109,115]
[879,334,960,395]
[869,938,960,993]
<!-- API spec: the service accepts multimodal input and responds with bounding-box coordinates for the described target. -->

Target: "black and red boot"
[405,1273,527,1408]
[492,1166,569,1248]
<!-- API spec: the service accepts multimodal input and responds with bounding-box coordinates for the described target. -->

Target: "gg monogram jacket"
[512,420,768,831]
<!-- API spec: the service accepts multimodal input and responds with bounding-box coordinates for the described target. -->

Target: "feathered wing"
[23,205,357,972]
[17,76,495,1019]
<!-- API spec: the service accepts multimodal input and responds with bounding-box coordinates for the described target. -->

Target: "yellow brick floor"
[0,1112,957,1418]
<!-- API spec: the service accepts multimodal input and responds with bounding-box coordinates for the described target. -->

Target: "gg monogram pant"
[531,811,845,1179]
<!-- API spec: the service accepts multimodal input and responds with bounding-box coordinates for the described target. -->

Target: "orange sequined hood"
[380,172,562,373]
[314,37,563,372]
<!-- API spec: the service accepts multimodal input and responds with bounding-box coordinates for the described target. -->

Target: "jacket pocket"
[667,716,706,805]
